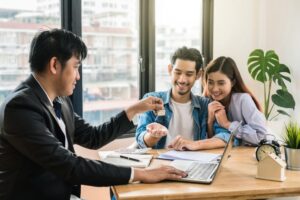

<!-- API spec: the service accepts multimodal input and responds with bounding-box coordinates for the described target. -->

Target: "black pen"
[120,155,141,162]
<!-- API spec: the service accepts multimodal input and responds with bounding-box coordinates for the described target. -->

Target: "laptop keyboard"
[186,162,218,180]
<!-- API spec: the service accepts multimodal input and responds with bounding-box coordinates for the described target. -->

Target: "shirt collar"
[166,89,201,108]
[32,73,54,107]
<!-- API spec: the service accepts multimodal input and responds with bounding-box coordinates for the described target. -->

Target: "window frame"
[61,0,83,116]
[61,0,214,120]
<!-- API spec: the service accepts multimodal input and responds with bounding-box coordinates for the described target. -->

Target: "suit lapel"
[24,75,69,148]
[61,101,75,152]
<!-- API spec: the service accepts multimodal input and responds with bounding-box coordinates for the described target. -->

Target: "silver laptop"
[169,122,241,184]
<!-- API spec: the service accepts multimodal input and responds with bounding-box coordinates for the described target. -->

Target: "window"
[0,0,208,128]
[0,0,60,104]
[82,0,139,125]
[155,0,203,94]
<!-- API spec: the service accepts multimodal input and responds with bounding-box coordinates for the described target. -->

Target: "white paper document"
[115,148,151,154]
[98,151,153,168]
[157,150,221,162]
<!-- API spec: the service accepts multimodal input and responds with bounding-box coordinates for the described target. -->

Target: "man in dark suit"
[0,29,186,200]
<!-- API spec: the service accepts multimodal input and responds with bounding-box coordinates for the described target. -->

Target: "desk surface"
[112,147,300,200]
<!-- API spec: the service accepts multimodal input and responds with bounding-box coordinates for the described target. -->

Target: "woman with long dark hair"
[203,56,267,145]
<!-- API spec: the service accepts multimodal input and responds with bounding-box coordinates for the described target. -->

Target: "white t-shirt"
[165,99,194,147]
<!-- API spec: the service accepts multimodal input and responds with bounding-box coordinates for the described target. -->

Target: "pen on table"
[120,155,141,162]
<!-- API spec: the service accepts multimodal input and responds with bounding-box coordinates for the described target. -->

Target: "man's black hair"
[170,46,203,73]
[29,29,87,73]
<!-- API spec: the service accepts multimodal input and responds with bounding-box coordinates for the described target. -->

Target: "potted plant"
[282,122,300,170]
[247,49,295,121]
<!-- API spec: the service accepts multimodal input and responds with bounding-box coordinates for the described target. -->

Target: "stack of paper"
[157,150,221,162]
[98,151,153,168]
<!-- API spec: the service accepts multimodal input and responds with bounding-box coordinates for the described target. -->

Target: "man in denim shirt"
[136,47,230,150]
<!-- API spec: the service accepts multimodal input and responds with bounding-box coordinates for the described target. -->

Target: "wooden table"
[112,147,300,200]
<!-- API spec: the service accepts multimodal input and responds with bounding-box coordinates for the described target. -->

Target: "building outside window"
[155,0,203,94]
[82,0,139,125]
[0,0,60,104]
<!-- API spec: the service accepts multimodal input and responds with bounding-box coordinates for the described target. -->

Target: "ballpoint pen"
[120,155,141,162]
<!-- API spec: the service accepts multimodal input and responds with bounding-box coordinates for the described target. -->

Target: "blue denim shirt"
[135,90,231,149]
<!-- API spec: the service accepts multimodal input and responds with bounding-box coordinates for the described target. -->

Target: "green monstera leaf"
[248,49,295,120]
[247,49,279,83]
[272,63,291,89]
[272,89,295,109]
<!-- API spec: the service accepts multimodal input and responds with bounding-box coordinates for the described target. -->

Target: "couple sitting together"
[136,46,267,150]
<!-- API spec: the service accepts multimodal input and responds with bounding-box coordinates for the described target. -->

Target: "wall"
[214,0,300,137]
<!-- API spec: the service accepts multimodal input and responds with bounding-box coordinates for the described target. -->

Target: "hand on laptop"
[168,135,200,151]
[143,123,168,147]
[133,165,187,183]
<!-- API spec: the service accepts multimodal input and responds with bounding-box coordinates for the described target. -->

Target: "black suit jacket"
[0,75,134,200]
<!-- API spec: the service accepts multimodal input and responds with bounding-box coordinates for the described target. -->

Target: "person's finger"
[152,97,163,105]
[157,130,164,136]
[217,104,225,109]
[161,130,168,136]
[157,131,165,137]
[173,135,181,142]
[148,97,159,110]
[151,96,157,104]
[173,139,182,150]
[172,168,187,177]
[170,135,181,149]
[212,103,223,109]
[213,100,223,105]
[150,131,160,138]
[167,174,183,180]
[214,108,222,113]
[147,122,161,131]
[215,109,225,115]
[146,126,155,134]
[178,139,186,151]
[154,103,158,110]
[147,123,155,128]
[181,146,188,151]
[175,138,185,150]
[168,141,175,149]
[172,136,181,149]
[155,98,163,105]
[179,143,186,151]
[146,126,152,132]
[168,138,177,149]
[165,167,187,179]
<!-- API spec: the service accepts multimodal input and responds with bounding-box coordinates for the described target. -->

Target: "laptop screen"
[213,121,242,177]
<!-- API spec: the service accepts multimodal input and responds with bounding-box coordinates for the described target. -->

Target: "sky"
[0,0,36,10]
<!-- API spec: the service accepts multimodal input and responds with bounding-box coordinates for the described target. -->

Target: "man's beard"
[177,88,190,96]
[175,82,190,96]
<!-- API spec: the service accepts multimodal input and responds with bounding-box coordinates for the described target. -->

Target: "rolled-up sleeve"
[229,94,267,145]
[213,121,231,143]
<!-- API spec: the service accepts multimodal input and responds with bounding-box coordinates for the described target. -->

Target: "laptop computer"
[169,122,242,184]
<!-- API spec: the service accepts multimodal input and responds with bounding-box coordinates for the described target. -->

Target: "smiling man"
[136,47,230,150]
[0,29,187,200]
